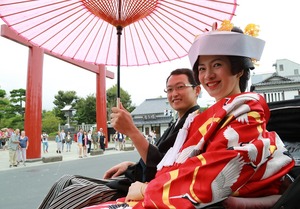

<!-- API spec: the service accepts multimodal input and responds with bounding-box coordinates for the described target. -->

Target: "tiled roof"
[251,73,273,84]
[131,97,172,115]
[131,98,175,126]
[253,74,300,86]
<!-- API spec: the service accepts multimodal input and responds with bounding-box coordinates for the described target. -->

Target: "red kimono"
[85,93,295,209]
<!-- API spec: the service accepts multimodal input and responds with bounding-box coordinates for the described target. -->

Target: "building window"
[295,69,299,75]
[279,64,284,71]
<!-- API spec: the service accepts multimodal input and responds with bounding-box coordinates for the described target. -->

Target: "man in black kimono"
[38,68,201,209]
[106,68,201,192]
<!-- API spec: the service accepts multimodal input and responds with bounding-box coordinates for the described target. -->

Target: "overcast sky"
[1,0,299,110]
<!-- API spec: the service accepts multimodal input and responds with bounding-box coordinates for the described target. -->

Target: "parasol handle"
[117,98,121,108]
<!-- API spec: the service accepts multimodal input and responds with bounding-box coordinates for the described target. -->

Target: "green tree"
[9,88,26,117]
[106,85,135,120]
[53,90,78,123]
[0,89,9,127]
[5,115,24,130]
[0,88,25,128]
[42,110,62,134]
[0,89,6,98]
[74,94,96,124]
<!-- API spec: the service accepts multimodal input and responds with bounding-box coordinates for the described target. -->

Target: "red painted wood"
[96,65,109,147]
[25,46,44,159]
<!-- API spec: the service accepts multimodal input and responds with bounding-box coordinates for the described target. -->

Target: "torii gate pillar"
[96,65,108,147]
[25,46,44,159]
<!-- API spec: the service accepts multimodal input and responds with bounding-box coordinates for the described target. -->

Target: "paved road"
[0,141,139,209]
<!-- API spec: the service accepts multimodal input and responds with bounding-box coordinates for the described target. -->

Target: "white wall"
[285,91,299,100]
[275,59,300,77]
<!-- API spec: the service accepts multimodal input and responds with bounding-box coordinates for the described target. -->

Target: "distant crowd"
[1,128,29,167]
[1,126,134,168]
[41,127,130,155]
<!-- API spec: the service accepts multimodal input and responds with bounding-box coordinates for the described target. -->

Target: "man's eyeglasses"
[164,83,195,94]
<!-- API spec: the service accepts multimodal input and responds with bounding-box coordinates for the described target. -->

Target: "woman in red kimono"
[85,21,295,209]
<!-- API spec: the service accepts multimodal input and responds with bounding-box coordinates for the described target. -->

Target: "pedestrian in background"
[87,129,92,154]
[92,130,98,150]
[55,131,62,154]
[146,133,152,144]
[0,129,3,149]
[77,128,83,158]
[151,130,157,144]
[60,129,66,152]
[65,131,72,152]
[117,132,124,151]
[1,128,10,150]
[41,131,49,153]
[98,128,106,151]
[113,131,118,150]
[82,130,88,157]
[17,130,29,166]
[8,129,19,167]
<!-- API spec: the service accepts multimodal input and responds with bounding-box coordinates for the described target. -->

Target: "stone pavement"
[0,140,133,171]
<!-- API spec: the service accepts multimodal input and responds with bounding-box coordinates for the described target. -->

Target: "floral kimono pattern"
[84,92,295,209]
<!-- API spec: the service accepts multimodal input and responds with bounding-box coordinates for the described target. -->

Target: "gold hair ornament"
[218,20,261,65]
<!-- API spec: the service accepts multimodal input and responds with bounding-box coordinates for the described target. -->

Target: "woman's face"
[197,55,241,101]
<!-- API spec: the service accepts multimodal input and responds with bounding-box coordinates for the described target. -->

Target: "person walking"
[65,131,72,152]
[82,130,88,157]
[98,128,106,151]
[146,133,152,145]
[17,130,29,166]
[0,129,3,149]
[92,130,98,150]
[113,131,118,150]
[1,128,10,150]
[55,131,62,154]
[77,128,83,158]
[117,132,125,151]
[87,130,92,154]
[60,129,66,152]
[41,131,49,153]
[8,129,20,168]
[151,130,156,144]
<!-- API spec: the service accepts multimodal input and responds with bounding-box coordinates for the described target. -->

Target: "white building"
[251,59,300,103]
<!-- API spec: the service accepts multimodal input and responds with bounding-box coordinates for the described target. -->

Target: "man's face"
[166,74,199,117]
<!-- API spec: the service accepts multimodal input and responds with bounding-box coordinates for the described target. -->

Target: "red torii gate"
[1,24,114,160]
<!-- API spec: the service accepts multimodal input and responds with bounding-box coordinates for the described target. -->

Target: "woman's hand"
[125,181,147,202]
[103,161,135,179]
